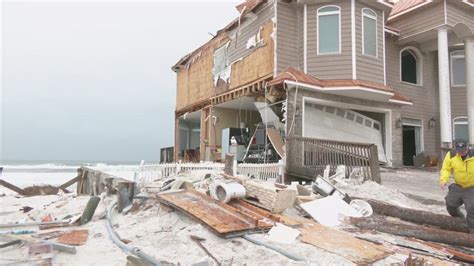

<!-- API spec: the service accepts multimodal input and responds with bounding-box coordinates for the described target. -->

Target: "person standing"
[440,139,474,233]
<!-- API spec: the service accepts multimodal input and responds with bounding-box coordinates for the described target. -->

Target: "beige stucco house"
[172,0,473,168]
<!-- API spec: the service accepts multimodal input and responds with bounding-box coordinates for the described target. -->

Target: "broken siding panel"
[276,2,298,73]
[446,2,474,32]
[388,3,445,40]
[306,1,352,80]
[229,20,274,90]
[228,3,274,63]
[355,2,384,84]
[385,38,439,156]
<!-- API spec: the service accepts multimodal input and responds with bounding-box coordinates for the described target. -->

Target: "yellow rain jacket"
[440,149,474,188]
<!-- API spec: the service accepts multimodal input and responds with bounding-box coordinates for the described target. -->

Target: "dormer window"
[362,8,377,57]
[317,6,341,54]
[400,47,423,85]
[450,50,466,86]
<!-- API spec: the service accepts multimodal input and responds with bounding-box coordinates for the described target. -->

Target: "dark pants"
[445,184,474,233]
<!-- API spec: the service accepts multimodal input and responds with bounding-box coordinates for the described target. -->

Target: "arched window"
[450,50,466,86]
[453,117,468,140]
[362,8,377,57]
[400,47,422,85]
[317,6,340,54]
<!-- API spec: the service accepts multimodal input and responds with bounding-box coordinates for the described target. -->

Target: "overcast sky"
[1,1,239,163]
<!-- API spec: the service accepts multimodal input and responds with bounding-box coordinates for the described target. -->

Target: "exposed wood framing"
[210,74,273,106]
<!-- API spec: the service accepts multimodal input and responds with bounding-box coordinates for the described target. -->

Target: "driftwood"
[364,199,469,233]
[0,179,25,195]
[349,214,474,248]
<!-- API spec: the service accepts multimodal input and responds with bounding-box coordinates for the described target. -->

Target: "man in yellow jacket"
[440,139,474,233]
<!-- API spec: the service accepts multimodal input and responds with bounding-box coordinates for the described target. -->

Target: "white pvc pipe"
[211,182,246,203]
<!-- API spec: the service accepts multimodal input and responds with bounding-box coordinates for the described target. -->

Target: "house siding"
[228,3,274,63]
[388,3,445,40]
[450,48,468,119]
[355,2,384,84]
[385,38,440,158]
[306,1,352,80]
[276,2,299,73]
[446,1,474,32]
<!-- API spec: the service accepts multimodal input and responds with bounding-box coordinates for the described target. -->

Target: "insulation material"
[246,35,257,49]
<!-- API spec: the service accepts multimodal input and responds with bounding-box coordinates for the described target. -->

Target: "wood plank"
[158,189,272,238]
[300,223,392,264]
[0,179,25,195]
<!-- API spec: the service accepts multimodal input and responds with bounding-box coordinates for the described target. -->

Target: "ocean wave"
[0,163,140,172]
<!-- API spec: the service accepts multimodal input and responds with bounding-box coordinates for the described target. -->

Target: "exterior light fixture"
[428,118,436,128]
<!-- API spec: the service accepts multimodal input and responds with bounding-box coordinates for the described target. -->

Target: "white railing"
[136,161,284,185]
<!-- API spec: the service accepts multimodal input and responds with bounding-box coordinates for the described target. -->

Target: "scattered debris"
[79,196,100,225]
[57,230,89,246]
[19,206,33,213]
[190,235,221,266]
[266,223,300,244]
[242,234,306,261]
[28,243,54,264]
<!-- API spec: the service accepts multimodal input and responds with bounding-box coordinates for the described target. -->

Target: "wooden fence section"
[286,136,381,183]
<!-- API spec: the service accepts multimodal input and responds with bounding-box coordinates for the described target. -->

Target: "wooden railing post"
[369,145,381,184]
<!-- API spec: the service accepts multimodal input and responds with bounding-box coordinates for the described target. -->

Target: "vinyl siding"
[446,1,474,32]
[355,2,384,84]
[307,1,352,79]
[385,38,440,157]
[449,48,468,119]
[228,3,274,63]
[388,3,445,40]
[276,2,299,73]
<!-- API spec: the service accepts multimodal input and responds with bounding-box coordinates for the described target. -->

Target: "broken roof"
[171,0,267,72]
[269,67,412,105]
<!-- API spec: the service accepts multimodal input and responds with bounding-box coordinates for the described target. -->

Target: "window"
[213,44,229,75]
[450,50,466,86]
[453,117,468,140]
[400,47,422,85]
[362,8,377,57]
[317,6,340,54]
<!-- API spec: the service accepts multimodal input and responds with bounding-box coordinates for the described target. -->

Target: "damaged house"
[172,0,473,171]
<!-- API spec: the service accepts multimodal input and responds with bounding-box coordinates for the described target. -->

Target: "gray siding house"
[172,0,473,168]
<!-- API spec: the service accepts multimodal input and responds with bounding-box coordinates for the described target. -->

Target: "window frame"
[453,116,469,140]
[361,8,378,58]
[316,5,341,55]
[399,46,423,86]
[450,50,466,87]
[213,43,229,76]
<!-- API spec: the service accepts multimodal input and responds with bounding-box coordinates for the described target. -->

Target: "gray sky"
[1,1,239,163]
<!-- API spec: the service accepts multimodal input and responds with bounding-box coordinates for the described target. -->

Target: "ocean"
[0,160,154,193]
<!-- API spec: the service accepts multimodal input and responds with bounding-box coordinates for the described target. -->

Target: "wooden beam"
[364,199,470,233]
[349,215,474,248]
[59,175,81,190]
[0,179,25,195]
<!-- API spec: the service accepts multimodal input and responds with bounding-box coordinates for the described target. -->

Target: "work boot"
[446,206,466,219]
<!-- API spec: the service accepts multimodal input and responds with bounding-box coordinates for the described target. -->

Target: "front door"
[402,118,423,166]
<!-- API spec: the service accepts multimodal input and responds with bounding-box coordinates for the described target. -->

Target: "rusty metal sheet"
[57,230,89,246]
[158,189,273,238]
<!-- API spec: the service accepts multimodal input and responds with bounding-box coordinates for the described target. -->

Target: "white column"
[465,37,474,145]
[438,27,453,147]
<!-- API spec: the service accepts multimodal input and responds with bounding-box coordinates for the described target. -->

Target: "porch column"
[465,37,474,145]
[437,27,453,148]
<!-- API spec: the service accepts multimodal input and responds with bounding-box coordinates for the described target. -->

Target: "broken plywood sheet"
[158,189,273,238]
[300,224,392,264]
[266,128,285,157]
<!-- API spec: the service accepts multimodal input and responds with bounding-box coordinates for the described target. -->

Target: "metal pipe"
[106,200,161,265]
[242,234,306,262]
[0,221,70,229]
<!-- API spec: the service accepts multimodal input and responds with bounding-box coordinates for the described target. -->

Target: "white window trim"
[453,116,468,139]
[317,5,341,55]
[213,43,229,76]
[399,46,423,86]
[401,116,425,154]
[362,8,378,58]
[450,50,466,87]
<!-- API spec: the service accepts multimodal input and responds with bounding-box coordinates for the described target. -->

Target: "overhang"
[270,67,412,105]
